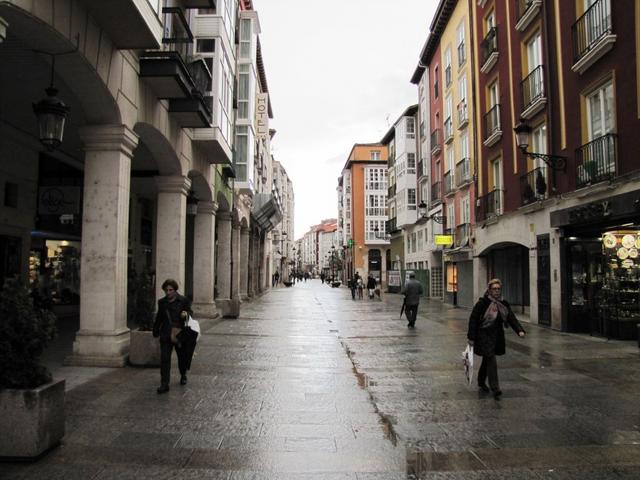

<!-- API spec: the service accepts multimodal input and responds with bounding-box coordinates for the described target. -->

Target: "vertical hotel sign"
[256,93,269,139]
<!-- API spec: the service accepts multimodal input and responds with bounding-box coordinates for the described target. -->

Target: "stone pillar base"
[216,298,240,318]
[192,302,219,319]
[240,294,250,302]
[64,328,129,367]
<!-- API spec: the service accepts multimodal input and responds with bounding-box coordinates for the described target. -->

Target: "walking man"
[402,273,423,328]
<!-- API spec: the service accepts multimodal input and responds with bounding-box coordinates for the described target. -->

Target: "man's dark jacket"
[402,278,424,306]
[152,294,192,341]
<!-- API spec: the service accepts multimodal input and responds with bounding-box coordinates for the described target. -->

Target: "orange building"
[337,143,389,283]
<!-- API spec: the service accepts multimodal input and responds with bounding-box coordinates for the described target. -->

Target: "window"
[532,123,547,169]
[461,195,470,225]
[240,18,252,58]
[434,67,439,98]
[371,150,381,161]
[488,81,499,108]
[238,64,250,119]
[408,189,416,210]
[407,153,416,174]
[486,10,495,30]
[196,39,215,52]
[447,203,455,229]
[406,118,415,139]
[366,167,387,191]
[587,80,615,140]
[444,48,452,86]
[491,158,503,190]
[447,146,455,172]
[457,21,466,66]
[417,230,424,252]
[366,194,386,217]
[235,126,249,181]
[411,232,417,253]
[527,31,542,72]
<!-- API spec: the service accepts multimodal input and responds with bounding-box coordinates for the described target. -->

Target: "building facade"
[0,0,288,366]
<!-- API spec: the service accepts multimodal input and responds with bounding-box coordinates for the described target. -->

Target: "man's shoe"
[180,375,187,386]
[492,389,502,399]
[157,385,170,394]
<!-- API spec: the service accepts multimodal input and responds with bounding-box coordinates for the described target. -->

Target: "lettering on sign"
[568,200,611,224]
[256,93,269,139]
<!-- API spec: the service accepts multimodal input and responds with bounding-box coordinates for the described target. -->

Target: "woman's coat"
[467,295,525,357]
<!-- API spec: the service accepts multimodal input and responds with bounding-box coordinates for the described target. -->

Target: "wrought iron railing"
[572,0,613,64]
[444,117,453,142]
[457,101,468,126]
[455,223,471,248]
[478,188,504,221]
[443,171,454,195]
[457,42,466,66]
[521,65,545,112]
[520,166,548,205]
[455,158,472,187]
[161,7,193,60]
[575,133,617,188]
[431,181,441,203]
[387,217,398,233]
[517,0,536,21]
[484,104,501,140]
[481,27,498,67]
[430,128,442,153]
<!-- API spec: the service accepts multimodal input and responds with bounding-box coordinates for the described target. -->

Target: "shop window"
[4,182,17,208]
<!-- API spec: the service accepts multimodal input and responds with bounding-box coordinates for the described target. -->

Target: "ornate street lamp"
[418,200,445,224]
[514,120,568,192]
[33,36,78,151]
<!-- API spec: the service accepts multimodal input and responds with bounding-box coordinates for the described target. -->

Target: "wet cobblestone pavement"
[3,280,640,479]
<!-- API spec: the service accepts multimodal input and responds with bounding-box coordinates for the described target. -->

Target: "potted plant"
[129,268,160,366]
[0,276,64,459]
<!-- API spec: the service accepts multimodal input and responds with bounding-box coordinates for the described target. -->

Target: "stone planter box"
[129,330,161,367]
[0,378,65,459]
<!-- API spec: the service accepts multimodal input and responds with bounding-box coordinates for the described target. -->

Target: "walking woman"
[152,279,193,394]
[467,278,525,399]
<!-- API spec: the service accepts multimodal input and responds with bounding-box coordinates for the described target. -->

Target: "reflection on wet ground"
[3,280,640,479]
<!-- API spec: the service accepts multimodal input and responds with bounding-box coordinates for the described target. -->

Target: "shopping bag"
[187,315,201,342]
[461,344,474,385]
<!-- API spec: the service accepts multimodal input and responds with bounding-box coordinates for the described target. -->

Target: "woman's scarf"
[480,294,510,329]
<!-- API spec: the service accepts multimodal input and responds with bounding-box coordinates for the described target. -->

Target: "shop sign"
[568,200,611,224]
[435,234,454,245]
[256,93,269,139]
[38,186,81,215]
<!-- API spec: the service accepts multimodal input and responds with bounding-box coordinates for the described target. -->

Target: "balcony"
[455,158,472,187]
[457,42,466,66]
[521,65,546,119]
[252,192,283,233]
[483,104,502,147]
[575,134,617,189]
[81,0,162,49]
[443,171,455,196]
[140,8,212,128]
[387,217,399,233]
[477,188,503,221]
[430,128,442,155]
[454,223,471,248]
[572,0,616,74]
[457,101,468,129]
[444,117,454,144]
[431,181,442,205]
[520,166,548,206]
[480,27,499,73]
[516,0,543,32]
[388,184,397,198]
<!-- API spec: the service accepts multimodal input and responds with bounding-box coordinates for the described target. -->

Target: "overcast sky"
[256,0,438,239]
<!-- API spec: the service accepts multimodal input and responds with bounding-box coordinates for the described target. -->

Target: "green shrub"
[0,276,57,389]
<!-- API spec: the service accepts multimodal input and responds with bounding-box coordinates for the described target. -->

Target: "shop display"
[600,230,640,340]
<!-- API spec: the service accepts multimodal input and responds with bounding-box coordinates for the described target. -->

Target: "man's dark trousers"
[405,304,418,326]
[160,339,188,386]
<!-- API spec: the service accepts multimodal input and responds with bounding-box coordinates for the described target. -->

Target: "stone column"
[215,211,232,301]
[67,125,138,367]
[240,227,250,300]
[231,220,241,301]
[192,201,218,318]
[154,176,190,300]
